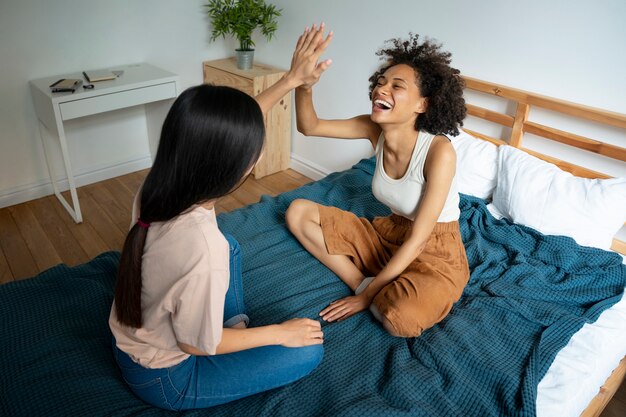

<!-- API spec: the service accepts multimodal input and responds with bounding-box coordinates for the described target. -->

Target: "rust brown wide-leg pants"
[319,205,470,337]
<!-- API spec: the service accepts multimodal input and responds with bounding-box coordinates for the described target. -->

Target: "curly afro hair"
[368,33,466,136]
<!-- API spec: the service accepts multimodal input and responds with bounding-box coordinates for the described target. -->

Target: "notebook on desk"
[82,69,117,82]
[49,78,82,93]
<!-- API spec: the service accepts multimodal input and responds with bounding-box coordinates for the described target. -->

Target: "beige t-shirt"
[109,204,230,369]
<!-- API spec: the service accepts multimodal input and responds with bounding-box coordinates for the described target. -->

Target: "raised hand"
[288,23,333,90]
[254,24,332,116]
[278,318,324,347]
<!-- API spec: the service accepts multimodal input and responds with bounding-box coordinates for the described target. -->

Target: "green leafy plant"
[207,0,281,51]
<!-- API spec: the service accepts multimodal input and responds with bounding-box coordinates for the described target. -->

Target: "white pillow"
[492,145,626,251]
[450,129,498,200]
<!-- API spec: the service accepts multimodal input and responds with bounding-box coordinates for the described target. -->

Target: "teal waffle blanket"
[1,157,624,417]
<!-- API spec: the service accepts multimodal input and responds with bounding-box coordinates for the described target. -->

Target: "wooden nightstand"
[203,58,291,179]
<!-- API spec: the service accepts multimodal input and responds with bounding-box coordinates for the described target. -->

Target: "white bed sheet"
[486,203,626,416]
[537,282,626,417]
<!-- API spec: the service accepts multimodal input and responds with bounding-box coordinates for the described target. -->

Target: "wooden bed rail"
[463,77,626,130]
[461,76,626,255]
[580,356,626,417]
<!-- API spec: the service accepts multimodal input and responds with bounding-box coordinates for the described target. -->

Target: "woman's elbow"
[178,342,210,356]
[296,118,320,136]
[296,122,312,136]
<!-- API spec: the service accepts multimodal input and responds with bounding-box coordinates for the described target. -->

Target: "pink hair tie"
[137,219,151,229]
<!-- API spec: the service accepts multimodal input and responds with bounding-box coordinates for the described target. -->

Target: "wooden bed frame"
[461,76,626,417]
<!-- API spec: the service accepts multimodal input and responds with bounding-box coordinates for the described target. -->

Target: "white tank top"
[371,131,460,222]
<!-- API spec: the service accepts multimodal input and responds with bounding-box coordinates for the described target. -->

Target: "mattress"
[1,157,624,417]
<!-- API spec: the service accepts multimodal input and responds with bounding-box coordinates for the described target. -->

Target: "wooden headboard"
[461,76,626,255]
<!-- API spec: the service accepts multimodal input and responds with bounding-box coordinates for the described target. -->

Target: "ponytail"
[114,224,148,327]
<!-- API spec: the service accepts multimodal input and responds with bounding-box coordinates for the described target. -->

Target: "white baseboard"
[3,154,329,209]
[289,154,331,181]
[0,156,152,209]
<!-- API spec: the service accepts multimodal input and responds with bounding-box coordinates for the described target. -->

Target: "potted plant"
[207,0,281,70]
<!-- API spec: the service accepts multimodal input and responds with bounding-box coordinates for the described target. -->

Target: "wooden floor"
[0,168,625,417]
[0,168,311,283]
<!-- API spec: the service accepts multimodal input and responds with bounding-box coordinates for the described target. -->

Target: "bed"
[1,78,625,417]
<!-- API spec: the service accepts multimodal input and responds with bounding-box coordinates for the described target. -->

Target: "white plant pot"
[235,49,255,70]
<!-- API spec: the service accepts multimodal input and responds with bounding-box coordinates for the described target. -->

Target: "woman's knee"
[293,344,324,375]
[259,344,323,382]
[381,314,422,338]
[376,296,436,338]
[381,299,451,338]
[285,199,317,233]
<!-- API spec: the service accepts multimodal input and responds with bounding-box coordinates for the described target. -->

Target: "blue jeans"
[112,234,323,410]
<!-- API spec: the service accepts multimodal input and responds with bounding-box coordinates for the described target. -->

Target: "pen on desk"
[49,79,64,88]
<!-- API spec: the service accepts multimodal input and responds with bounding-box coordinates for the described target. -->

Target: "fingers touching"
[290,23,334,88]
[298,23,332,54]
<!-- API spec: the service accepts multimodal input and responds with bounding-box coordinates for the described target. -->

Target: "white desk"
[30,63,179,223]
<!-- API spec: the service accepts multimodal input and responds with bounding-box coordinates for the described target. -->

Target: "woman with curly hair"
[286,26,470,338]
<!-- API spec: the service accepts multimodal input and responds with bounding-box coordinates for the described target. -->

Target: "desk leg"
[37,120,83,223]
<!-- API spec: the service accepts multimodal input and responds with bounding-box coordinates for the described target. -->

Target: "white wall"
[0,0,232,207]
[255,0,626,178]
[1,0,625,208]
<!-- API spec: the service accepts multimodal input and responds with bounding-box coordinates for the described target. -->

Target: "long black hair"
[368,33,466,136]
[114,84,265,328]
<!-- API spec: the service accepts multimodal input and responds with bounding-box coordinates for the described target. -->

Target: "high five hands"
[253,23,332,117]
[288,23,333,90]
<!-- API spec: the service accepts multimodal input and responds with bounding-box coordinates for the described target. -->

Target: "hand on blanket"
[320,293,369,322]
[278,318,324,347]
[288,22,333,90]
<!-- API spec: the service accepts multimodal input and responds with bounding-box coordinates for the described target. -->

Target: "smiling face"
[370,64,427,128]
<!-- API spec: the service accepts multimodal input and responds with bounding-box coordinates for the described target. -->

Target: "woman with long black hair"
[109,25,332,410]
